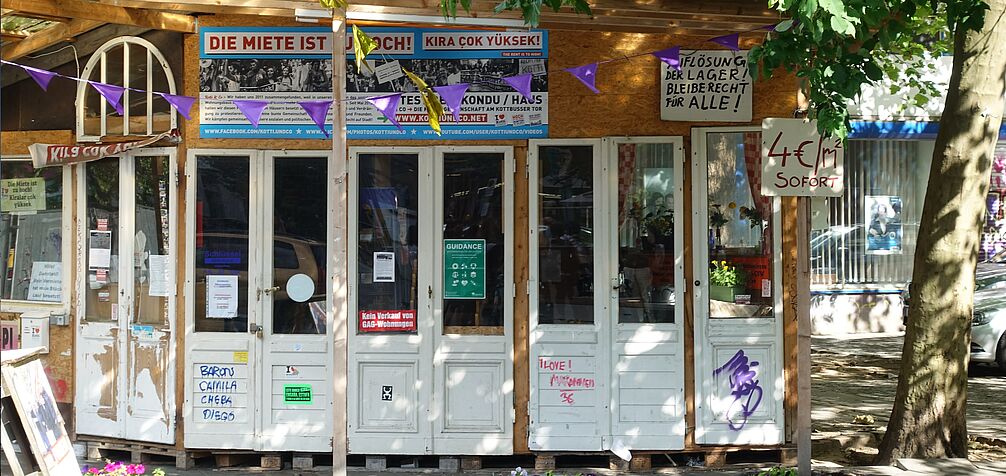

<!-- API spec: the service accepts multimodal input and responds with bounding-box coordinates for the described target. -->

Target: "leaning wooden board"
[1,347,79,475]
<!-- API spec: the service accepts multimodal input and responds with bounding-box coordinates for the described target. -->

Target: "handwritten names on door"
[538,357,595,406]
[193,363,248,423]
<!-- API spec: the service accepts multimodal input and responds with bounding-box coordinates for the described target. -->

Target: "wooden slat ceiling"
[1,0,780,61]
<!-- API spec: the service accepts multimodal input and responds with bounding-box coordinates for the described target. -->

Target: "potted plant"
[709,260,746,302]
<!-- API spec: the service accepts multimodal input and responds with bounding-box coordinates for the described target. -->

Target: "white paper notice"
[88,230,112,269]
[207,275,239,318]
[26,261,61,302]
[375,60,404,84]
[373,252,395,282]
[148,255,171,297]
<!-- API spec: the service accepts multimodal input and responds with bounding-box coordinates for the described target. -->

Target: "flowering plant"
[82,461,165,476]
[739,206,765,229]
[710,260,744,287]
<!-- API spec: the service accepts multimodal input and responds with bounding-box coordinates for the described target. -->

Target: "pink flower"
[105,462,122,473]
[88,469,100,474]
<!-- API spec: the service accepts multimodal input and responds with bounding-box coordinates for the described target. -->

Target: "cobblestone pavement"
[811,332,1006,465]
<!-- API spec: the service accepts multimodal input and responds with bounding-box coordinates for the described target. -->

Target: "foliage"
[739,206,764,229]
[710,260,744,287]
[82,461,165,476]
[709,204,729,229]
[749,0,989,138]
[757,467,797,476]
[440,0,592,27]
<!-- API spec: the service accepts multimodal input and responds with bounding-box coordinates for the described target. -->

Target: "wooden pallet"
[79,436,175,465]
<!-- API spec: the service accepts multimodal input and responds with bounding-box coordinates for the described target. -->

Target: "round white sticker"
[286,274,315,303]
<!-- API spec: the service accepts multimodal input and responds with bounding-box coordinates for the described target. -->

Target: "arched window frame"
[75,36,178,142]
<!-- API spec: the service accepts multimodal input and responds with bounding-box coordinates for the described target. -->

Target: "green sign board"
[444,239,486,299]
[283,384,313,405]
[0,177,46,214]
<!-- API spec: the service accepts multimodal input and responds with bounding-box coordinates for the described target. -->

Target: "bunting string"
[0,19,791,137]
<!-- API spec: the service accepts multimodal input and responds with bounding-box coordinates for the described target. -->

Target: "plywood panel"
[0,130,74,155]
[512,145,530,454]
[781,196,799,442]
[682,134,696,448]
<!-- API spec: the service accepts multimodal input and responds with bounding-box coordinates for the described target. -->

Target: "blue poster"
[198,27,548,139]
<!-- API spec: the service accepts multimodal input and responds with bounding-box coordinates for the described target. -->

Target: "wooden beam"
[2,24,149,87]
[4,0,195,33]
[1,19,103,61]
[1,31,29,41]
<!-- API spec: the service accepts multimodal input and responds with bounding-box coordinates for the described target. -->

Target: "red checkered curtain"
[742,132,772,251]
[617,143,637,227]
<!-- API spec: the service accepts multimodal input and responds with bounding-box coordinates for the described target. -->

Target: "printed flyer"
[198,27,548,139]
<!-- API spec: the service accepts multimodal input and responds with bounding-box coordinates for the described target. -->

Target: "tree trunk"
[876,0,1006,464]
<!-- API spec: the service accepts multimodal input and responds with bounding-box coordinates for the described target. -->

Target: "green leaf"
[819,0,845,16]
[830,15,855,36]
[352,25,378,73]
[774,19,795,32]
[863,61,883,81]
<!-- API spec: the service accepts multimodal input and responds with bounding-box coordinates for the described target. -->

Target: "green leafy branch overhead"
[749,0,989,138]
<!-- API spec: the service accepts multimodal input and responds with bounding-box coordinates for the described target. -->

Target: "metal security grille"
[811,140,924,287]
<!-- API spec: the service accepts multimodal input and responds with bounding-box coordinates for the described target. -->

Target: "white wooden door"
[431,147,514,455]
[258,152,333,452]
[605,137,686,451]
[347,148,434,454]
[76,150,177,444]
[184,150,261,449]
[690,128,785,445]
[527,139,608,451]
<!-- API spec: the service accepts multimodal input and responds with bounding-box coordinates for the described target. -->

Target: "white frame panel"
[75,36,178,143]
[690,126,786,445]
[431,146,515,455]
[527,138,608,451]
[602,136,687,451]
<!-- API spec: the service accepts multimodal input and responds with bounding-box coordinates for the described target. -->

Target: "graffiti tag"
[713,350,763,431]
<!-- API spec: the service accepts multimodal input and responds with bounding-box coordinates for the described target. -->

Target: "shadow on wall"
[811,293,906,335]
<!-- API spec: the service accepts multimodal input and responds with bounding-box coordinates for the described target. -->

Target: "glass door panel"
[271,157,328,335]
[194,156,251,333]
[132,156,170,325]
[537,145,595,325]
[441,152,505,333]
[85,158,120,322]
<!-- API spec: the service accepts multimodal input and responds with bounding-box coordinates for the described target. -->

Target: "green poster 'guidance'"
[444,239,486,299]
[283,384,313,404]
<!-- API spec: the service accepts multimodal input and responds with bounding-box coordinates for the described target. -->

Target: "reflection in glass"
[195,157,250,332]
[273,158,328,334]
[85,158,120,322]
[133,157,170,325]
[705,133,774,318]
[442,153,505,331]
[0,161,63,302]
[357,154,419,332]
[616,143,676,323]
[538,145,594,325]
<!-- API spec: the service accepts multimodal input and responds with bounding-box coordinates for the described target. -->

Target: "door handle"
[262,286,281,294]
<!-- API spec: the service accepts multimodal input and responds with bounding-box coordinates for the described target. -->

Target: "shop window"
[77,36,178,142]
[0,160,64,303]
[810,140,929,286]
[705,132,775,318]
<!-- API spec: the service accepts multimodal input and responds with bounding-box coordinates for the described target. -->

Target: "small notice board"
[1,347,80,476]
[444,239,486,299]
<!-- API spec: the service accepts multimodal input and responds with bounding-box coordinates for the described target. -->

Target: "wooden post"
[796,197,811,475]
[331,9,348,476]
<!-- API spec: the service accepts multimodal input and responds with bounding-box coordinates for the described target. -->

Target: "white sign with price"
[761,118,844,197]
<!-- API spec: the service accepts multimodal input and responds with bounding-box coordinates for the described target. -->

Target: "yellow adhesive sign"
[233,351,248,363]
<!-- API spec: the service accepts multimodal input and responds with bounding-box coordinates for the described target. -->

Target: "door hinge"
[525,162,530,179]
[174,171,180,187]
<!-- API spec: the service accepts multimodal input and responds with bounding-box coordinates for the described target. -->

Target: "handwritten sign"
[0,177,46,213]
[712,349,763,431]
[661,50,752,122]
[26,261,61,302]
[761,118,844,197]
[194,363,247,423]
[538,356,596,406]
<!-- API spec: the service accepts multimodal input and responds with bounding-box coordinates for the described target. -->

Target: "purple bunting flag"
[366,93,403,131]
[157,92,196,120]
[651,47,681,71]
[232,99,269,128]
[564,63,600,93]
[299,100,333,137]
[502,73,534,102]
[433,84,469,122]
[90,82,126,115]
[709,33,740,51]
[22,65,57,91]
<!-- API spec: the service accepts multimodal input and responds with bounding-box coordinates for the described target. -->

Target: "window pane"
[442,152,505,331]
[616,143,676,323]
[538,145,594,325]
[85,158,120,322]
[133,156,170,325]
[357,154,419,333]
[0,161,63,302]
[810,140,927,285]
[705,133,774,318]
[272,157,327,335]
[195,157,250,332]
